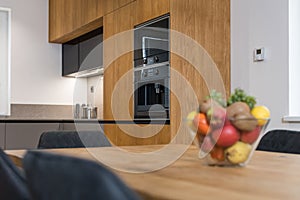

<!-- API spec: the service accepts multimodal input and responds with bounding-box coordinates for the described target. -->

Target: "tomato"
[210,146,225,161]
[193,113,210,135]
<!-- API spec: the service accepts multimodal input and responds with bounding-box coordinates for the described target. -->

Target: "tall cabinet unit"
[103,2,135,121]
[169,0,231,143]
[103,1,171,146]
[103,2,136,145]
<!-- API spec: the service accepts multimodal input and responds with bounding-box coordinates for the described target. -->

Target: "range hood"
[62,28,103,78]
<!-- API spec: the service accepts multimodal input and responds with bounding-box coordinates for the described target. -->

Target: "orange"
[193,113,210,135]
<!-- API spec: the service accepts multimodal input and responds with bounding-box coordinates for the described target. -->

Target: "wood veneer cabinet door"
[103,2,135,120]
[103,2,171,145]
[103,0,135,15]
[49,0,104,43]
[170,0,230,143]
[80,0,104,24]
[103,124,171,146]
[135,0,170,25]
[49,0,72,42]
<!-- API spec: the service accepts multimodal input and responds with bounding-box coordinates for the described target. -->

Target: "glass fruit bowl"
[186,115,270,167]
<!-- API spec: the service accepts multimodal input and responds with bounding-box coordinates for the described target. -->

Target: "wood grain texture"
[103,2,135,120]
[135,0,170,25]
[6,146,300,200]
[49,0,104,43]
[104,124,170,146]
[170,0,230,143]
[103,2,171,146]
[103,0,135,15]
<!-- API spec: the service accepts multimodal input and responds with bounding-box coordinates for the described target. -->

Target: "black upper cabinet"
[62,44,79,76]
[62,27,103,77]
[79,33,103,72]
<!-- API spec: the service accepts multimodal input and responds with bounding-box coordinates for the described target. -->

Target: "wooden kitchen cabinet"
[135,0,170,25]
[49,0,104,43]
[103,124,170,146]
[169,0,230,143]
[103,2,135,120]
[5,123,60,150]
[0,123,4,149]
[103,2,172,145]
[103,0,135,15]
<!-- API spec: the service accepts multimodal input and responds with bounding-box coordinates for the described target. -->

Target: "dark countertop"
[0,118,170,125]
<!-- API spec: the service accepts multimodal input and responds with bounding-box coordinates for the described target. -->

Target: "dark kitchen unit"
[134,14,170,119]
[62,27,103,77]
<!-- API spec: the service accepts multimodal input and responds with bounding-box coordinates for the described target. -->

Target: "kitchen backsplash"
[0,76,104,120]
[87,75,103,119]
[0,104,73,120]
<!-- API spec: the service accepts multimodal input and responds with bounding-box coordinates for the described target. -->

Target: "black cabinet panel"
[62,44,79,76]
[62,27,103,77]
[79,34,103,71]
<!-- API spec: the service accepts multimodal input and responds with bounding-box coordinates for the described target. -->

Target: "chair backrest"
[257,129,300,154]
[23,151,141,200]
[0,148,31,200]
[38,130,111,149]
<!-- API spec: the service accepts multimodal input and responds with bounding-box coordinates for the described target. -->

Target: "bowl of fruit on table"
[187,89,270,166]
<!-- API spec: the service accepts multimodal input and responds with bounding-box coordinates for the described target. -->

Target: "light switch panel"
[254,47,265,62]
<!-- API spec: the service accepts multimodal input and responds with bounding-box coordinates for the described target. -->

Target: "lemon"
[251,106,270,126]
[186,111,198,131]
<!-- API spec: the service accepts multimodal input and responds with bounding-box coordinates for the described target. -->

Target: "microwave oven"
[134,14,169,68]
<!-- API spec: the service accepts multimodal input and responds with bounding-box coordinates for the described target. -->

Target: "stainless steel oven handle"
[134,61,169,71]
[134,78,169,84]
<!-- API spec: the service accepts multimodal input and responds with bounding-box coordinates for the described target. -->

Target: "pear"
[225,141,252,164]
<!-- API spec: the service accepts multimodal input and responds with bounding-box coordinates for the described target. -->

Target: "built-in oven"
[134,14,170,119]
[134,62,169,119]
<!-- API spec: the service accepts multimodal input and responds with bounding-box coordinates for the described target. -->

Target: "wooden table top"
[6,145,300,200]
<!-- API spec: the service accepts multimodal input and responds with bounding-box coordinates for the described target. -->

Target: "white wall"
[87,75,103,118]
[231,0,300,130]
[289,0,300,116]
[0,0,87,105]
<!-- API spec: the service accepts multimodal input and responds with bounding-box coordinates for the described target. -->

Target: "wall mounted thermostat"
[254,47,265,62]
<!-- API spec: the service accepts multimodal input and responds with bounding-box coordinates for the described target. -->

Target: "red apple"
[212,125,240,147]
[240,126,261,144]
[224,118,231,126]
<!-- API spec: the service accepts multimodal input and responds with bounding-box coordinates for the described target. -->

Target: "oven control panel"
[134,63,169,82]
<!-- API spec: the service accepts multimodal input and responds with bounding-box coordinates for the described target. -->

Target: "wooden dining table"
[5,144,300,200]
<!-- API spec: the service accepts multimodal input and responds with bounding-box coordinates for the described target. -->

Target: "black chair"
[38,130,111,149]
[257,129,300,154]
[23,151,141,200]
[0,148,31,200]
